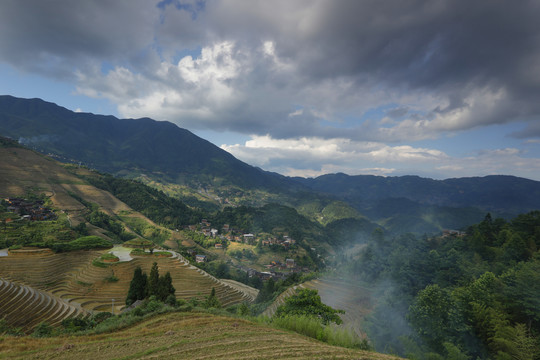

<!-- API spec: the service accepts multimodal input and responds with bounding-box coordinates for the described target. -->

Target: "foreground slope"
[0,312,401,360]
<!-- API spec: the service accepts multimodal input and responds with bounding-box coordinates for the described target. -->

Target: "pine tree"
[147,262,160,298]
[204,287,221,308]
[125,266,147,306]
[157,271,175,301]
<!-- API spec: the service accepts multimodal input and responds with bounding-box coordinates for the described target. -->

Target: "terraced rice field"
[0,312,402,360]
[263,278,372,337]
[0,279,88,332]
[0,250,256,332]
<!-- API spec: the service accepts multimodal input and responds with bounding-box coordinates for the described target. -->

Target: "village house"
[195,254,207,263]
[286,258,295,269]
[442,229,466,238]
[243,233,255,245]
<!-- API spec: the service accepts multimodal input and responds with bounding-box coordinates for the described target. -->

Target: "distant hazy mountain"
[295,173,540,232]
[0,95,297,191]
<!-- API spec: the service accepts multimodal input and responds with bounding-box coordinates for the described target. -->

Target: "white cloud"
[221,135,540,179]
[221,135,449,176]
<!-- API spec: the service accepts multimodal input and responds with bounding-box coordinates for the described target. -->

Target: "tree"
[203,287,221,308]
[255,277,276,303]
[157,271,175,302]
[125,266,147,305]
[275,288,344,325]
[147,262,160,297]
[408,284,463,352]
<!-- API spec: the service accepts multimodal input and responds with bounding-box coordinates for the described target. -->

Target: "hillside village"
[3,197,56,222]
[184,218,306,281]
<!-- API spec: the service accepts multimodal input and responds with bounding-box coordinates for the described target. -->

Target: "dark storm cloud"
[1,0,540,140]
[201,0,540,135]
[0,0,157,77]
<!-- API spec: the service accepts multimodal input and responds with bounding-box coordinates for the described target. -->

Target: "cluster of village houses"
[188,219,297,249]
[3,198,56,222]
[184,219,305,280]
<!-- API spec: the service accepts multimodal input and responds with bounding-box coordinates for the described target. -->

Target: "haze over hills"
[3,95,540,234]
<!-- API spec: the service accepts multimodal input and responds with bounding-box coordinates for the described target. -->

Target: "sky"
[1,0,540,180]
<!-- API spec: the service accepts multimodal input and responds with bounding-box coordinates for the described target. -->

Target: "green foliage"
[126,266,148,306]
[203,287,221,309]
[0,216,77,249]
[347,211,540,359]
[275,288,344,325]
[124,238,154,249]
[126,263,176,305]
[68,236,113,250]
[156,272,176,302]
[61,317,93,333]
[119,216,170,244]
[100,253,119,261]
[73,222,89,236]
[266,315,371,350]
[85,174,203,228]
[0,317,22,336]
[92,258,108,268]
[32,321,53,338]
[255,277,276,303]
[85,209,133,242]
[105,274,119,282]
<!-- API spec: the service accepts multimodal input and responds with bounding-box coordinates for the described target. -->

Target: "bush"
[69,236,113,250]
[32,321,53,338]
[165,294,177,307]
[0,318,22,336]
[61,317,92,332]
[105,275,119,282]
[100,253,119,262]
[269,315,371,350]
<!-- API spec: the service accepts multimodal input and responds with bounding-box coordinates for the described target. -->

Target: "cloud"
[221,135,448,176]
[2,1,540,179]
[2,0,539,142]
[0,1,158,78]
[222,135,540,179]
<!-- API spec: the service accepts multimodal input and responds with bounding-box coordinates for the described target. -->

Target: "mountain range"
[2,95,540,235]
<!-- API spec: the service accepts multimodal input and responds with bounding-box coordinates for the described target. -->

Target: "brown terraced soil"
[0,312,402,360]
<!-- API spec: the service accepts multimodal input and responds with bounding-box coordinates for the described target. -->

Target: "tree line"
[341,211,540,359]
[126,262,176,306]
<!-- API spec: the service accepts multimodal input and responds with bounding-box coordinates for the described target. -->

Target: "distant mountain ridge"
[0,95,297,191]
[2,95,540,235]
[295,173,540,215]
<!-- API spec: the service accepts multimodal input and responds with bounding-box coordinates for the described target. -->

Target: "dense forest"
[341,212,540,359]
[84,173,204,227]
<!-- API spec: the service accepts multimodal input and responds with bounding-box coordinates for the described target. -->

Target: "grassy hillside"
[0,312,401,360]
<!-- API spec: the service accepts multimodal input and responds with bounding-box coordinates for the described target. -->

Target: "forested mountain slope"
[0,95,300,192]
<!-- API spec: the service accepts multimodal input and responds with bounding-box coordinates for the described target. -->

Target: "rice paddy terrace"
[0,249,256,332]
[0,312,402,360]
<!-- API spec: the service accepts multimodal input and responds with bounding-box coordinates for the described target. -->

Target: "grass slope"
[0,312,401,360]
